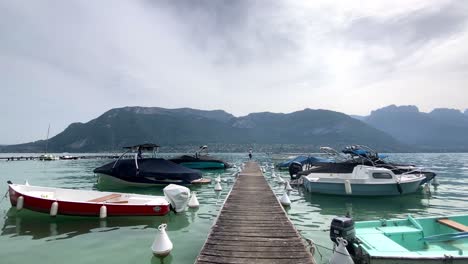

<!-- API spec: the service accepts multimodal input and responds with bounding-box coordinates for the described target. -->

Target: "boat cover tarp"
[94,158,202,183]
[277,155,331,169]
[169,155,230,168]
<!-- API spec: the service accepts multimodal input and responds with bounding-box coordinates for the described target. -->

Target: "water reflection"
[299,187,429,221]
[1,208,190,241]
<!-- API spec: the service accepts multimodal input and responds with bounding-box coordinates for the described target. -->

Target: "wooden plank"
[196,161,315,264]
[87,193,120,202]
[437,218,468,232]
[197,255,313,264]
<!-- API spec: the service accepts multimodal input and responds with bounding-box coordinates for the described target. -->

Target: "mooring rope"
[0,189,8,204]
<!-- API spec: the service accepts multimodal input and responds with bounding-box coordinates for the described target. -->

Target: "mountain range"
[356,105,468,152]
[1,105,467,153]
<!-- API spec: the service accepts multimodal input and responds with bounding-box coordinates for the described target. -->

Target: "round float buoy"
[277,176,285,184]
[188,191,199,208]
[151,223,173,257]
[100,205,107,219]
[16,196,24,211]
[50,201,59,217]
[280,191,291,206]
[329,237,354,264]
[285,181,293,191]
[214,182,222,191]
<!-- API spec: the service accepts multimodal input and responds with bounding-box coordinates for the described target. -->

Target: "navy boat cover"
[94,158,202,184]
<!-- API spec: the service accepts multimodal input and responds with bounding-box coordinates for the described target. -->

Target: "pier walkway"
[196,161,315,264]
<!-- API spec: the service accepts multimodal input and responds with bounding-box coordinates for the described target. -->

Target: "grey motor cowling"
[163,184,190,213]
[289,161,303,180]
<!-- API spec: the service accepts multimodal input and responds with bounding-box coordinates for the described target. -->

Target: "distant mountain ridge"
[358,105,468,151]
[1,106,403,153]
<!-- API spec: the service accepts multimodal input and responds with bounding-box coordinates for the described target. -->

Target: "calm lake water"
[1,153,467,264]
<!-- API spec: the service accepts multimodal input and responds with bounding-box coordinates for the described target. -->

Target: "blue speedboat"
[276,155,331,170]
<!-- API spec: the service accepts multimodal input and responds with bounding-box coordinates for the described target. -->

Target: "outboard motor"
[330,216,356,256]
[163,184,190,213]
[289,161,303,180]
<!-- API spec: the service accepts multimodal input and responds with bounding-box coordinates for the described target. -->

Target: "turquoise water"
[1,153,468,264]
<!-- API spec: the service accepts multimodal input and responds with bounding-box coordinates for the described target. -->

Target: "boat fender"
[396,181,403,194]
[163,184,190,213]
[50,201,59,217]
[188,191,199,208]
[100,205,107,219]
[344,180,352,195]
[151,224,173,257]
[329,237,354,264]
[16,196,24,211]
[289,161,303,180]
[280,191,291,206]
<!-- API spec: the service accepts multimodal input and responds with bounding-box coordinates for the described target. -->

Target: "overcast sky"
[1,0,468,144]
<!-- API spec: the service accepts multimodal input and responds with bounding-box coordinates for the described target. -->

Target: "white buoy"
[215,175,221,183]
[280,191,291,206]
[151,223,173,257]
[50,201,59,217]
[285,181,293,191]
[261,166,266,173]
[272,171,276,178]
[432,177,440,186]
[16,196,24,211]
[344,180,352,195]
[329,237,354,264]
[277,176,285,184]
[214,182,222,191]
[188,191,199,208]
[99,205,107,219]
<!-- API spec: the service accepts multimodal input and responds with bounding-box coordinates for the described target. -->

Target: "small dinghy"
[7,181,190,217]
[329,214,468,263]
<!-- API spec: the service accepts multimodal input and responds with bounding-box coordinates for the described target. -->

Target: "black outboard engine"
[289,161,303,180]
[330,216,356,255]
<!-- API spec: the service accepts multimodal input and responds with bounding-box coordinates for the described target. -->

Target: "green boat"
[335,214,468,263]
[169,145,231,170]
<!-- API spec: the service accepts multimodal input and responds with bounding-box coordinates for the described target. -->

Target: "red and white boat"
[7,181,190,217]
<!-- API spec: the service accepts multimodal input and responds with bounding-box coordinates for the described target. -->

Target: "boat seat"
[437,218,468,232]
[88,194,121,203]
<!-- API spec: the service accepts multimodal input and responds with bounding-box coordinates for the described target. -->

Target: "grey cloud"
[344,1,468,64]
[145,0,300,66]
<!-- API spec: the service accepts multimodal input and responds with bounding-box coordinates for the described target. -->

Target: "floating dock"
[196,161,315,264]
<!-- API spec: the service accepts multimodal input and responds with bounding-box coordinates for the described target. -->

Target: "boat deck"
[195,161,315,264]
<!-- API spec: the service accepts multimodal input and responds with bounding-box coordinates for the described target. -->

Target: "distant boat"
[7,181,190,216]
[39,124,58,161]
[94,143,210,187]
[329,214,468,263]
[59,154,79,160]
[169,145,231,170]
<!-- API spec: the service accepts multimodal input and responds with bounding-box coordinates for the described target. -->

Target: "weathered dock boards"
[196,162,315,264]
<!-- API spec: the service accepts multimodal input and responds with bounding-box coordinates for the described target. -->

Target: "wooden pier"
[196,162,315,264]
